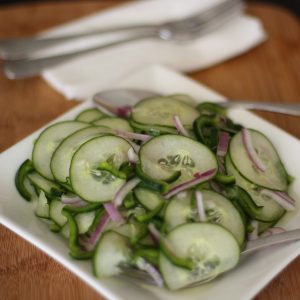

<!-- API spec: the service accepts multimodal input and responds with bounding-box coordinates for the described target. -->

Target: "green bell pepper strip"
[15,159,35,201]
[62,211,94,260]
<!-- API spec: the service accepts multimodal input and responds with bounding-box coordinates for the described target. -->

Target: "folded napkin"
[40,0,266,100]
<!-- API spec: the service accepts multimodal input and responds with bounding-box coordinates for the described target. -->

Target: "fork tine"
[118,265,156,285]
[119,264,155,279]
[169,0,244,27]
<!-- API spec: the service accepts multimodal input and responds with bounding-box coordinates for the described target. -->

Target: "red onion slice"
[195,191,206,222]
[61,195,87,207]
[136,257,164,287]
[116,106,132,118]
[114,177,141,207]
[210,180,225,194]
[115,129,152,142]
[148,223,176,255]
[79,213,111,250]
[241,128,267,172]
[274,191,295,204]
[148,223,161,243]
[104,203,124,223]
[217,131,230,157]
[94,97,132,118]
[173,115,190,137]
[128,147,139,164]
[164,169,216,199]
[260,189,295,211]
[260,227,285,238]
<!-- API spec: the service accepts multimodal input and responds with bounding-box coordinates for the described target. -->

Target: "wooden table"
[0,1,299,299]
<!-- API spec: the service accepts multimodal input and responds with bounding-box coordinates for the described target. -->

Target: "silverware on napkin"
[2,0,244,79]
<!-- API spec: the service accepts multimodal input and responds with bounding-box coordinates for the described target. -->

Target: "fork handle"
[243,228,300,254]
[220,101,300,116]
[0,24,157,60]
[4,31,156,79]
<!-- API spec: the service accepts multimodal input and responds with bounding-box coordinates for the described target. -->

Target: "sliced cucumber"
[75,108,107,123]
[258,220,277,235]
[61,223,70,239]
[200,190,245,247]
[134,187,164,211]
[129,119,178,135]
[131,96,199,128]
[226,155,285,222]
[139,134,217,183]
[170,94,196,106]
[27,171,64,197]
[164,191,193,232]
[106,220,147,244]
[49,199,67,227]
[93,117,133,132]
[159,223,240,290]
[164,190,245,246]
[51,126,111,183]
[35,191,50,219]
[229,129,288,190]
[93,231,131,277]
[70,136,132,202]
[75,211,96,234]
[33,121,88,180]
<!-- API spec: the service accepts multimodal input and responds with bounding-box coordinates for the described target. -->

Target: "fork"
[2,0,244,79]
[93,88,300,116]
[117,228,300,288]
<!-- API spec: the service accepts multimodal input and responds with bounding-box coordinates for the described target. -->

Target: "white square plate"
[1,65,300,300]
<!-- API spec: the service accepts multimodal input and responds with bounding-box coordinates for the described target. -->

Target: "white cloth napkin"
[40,0,266,100]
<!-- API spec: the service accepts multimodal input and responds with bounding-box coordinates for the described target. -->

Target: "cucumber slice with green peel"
[75,211,96,234]
[61,223,70,239]
[139,134,218,183]
[49,222,61,233]
[35,191,50,219]
[170,94,196,106]
[164,191,193,232]
[199,190,245,247]
[229,129,288,191]
[106,220,147,244]
[129,119,178,135]
[51,126,111,183]
[70,136,132,202]
[134,188,165,211]
[49,199,67,227]
[93,117,133,132]
[75,108,107,123]
[226,155,285,222]
[131,97,199,128]
[93,231,132,277]
[27,171,64,197]
[164,190,245,246]
[257,220,277,235]
[33,121,88,180]
[159,223,240,290]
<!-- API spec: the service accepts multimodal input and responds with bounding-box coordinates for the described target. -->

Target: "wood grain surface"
[0,1,299,300]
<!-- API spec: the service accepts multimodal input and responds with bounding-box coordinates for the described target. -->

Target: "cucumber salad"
[15,94,295,290]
